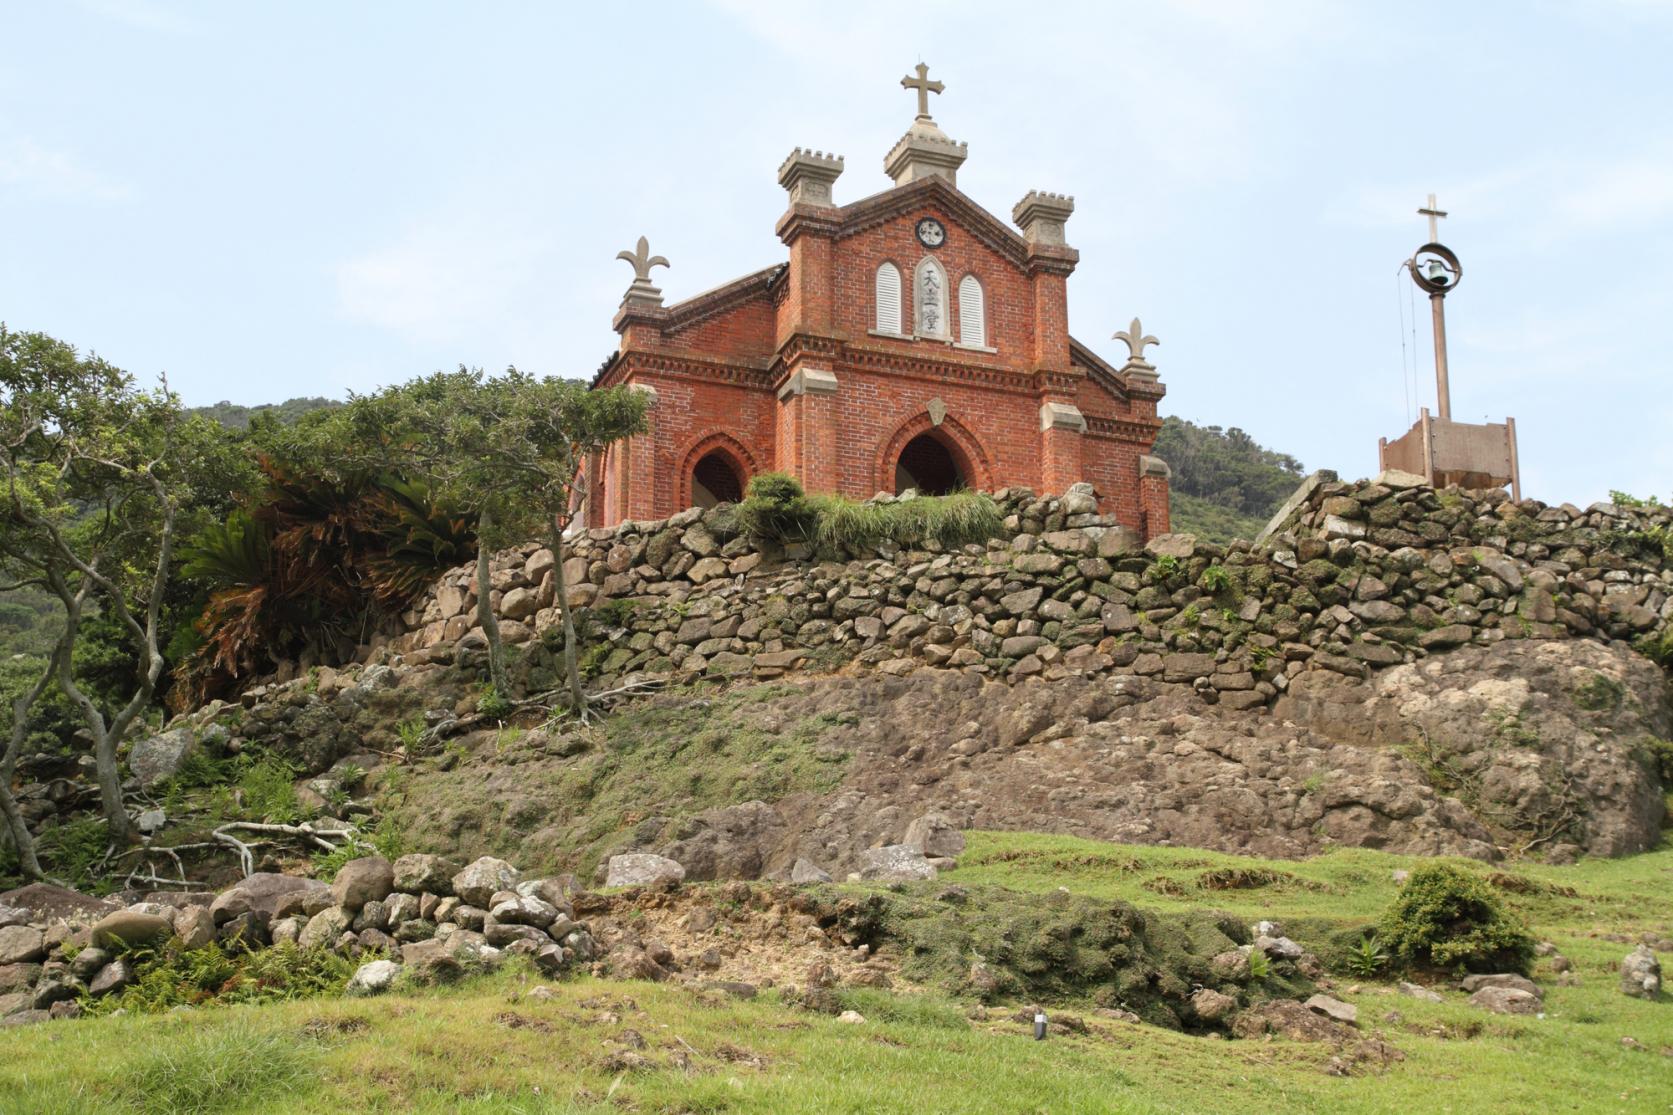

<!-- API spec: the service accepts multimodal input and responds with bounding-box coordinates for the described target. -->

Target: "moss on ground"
[806,882,1309,1026]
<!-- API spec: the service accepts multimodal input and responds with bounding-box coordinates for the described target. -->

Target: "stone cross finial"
[616,236,669,284]
[1112,318,1159,364]
[901,62,944,120]
[1418,193,1447,242]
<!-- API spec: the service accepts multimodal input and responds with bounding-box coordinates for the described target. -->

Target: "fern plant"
[1346,934,1390,978]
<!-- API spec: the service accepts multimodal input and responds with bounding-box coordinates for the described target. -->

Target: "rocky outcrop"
[604,638,1664,874]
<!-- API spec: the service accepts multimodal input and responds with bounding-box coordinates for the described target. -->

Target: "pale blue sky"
[3,1,1670,505]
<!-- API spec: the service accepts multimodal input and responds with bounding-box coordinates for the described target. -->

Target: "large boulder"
[128,727,196,788]
[393,854,458,896]
[1276,639,1670,857]
[298,906,352,951]
[654,801,784,880]
[331,856,395,912]
[855,845,936,882]
[347,959,402,996]
[1189,988,1238,1023]
[1469,986,1541,1015]
[209,874,328,926]
[0,926,46,966]
[605,854,686,888]
[903,812,965,859]
[488,894,559,929]
[0,884,117,924]
[451,858,521,906]
[88,959,136,997]
[790,858,832,884]
[1621,945,1661,999]
[90,909,174,951]
[174,905,216,950]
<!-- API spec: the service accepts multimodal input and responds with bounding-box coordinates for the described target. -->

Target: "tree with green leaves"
[2,326,247,855]
[344,367,648,716]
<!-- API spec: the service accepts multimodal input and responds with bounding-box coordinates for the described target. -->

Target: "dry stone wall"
[385,474,1673,703]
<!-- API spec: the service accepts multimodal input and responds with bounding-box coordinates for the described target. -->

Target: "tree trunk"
[0,641,63,881]
[46,572,135,846]
[476,505,510,697]
[547,524,587,714]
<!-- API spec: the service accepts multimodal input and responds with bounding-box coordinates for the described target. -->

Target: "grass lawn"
[2,832,1669,1114]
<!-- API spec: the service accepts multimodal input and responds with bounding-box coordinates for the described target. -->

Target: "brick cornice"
[609,348,777,390]
[771,331,1096,400]
[1085,413,1164,443]
[775,205,844,245]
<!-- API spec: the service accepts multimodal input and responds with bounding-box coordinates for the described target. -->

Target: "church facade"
[587,68,1171,538]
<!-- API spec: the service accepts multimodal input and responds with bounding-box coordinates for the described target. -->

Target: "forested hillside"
[190,396,340,428]
[1155,416,1306,542]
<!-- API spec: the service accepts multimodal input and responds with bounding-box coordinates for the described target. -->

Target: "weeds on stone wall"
[735,472,1003,551]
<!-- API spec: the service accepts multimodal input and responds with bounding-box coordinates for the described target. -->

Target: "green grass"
[805,488,1004,550]
[5,832,1670,1113]
[734,471,1004,551]
[382,685,854,876]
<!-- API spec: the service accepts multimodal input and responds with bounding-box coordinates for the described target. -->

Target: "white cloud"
[0,136,130,202]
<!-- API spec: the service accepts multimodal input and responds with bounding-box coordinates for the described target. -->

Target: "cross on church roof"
[901,62,944,120]
[1418,192,1448,243]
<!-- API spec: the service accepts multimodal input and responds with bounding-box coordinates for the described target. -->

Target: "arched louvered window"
[958,274,985,347]
[914,256,949,338]
[875,262,902,334]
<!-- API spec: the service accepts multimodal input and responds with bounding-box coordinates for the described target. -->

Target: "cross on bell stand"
[1413,194,1459,420]
[1377,194,1522,501]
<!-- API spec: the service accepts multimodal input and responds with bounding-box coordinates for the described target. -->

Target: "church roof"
[663,263,786,331]
[1069,337,1130,400]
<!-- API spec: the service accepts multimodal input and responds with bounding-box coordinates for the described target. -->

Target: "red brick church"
[586,66,1171,538]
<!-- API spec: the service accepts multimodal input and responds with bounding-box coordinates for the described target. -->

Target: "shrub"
[735,471,815,542]
[1376,863,1535,975]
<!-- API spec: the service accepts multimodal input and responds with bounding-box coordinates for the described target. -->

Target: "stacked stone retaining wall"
[383,474,1673,702]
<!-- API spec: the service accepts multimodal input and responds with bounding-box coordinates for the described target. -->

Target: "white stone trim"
[1039,402,1086,433]
[777,368,840,400]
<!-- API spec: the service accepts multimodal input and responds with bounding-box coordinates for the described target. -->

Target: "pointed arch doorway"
[691,451,745,507]
[894,432,964,495]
